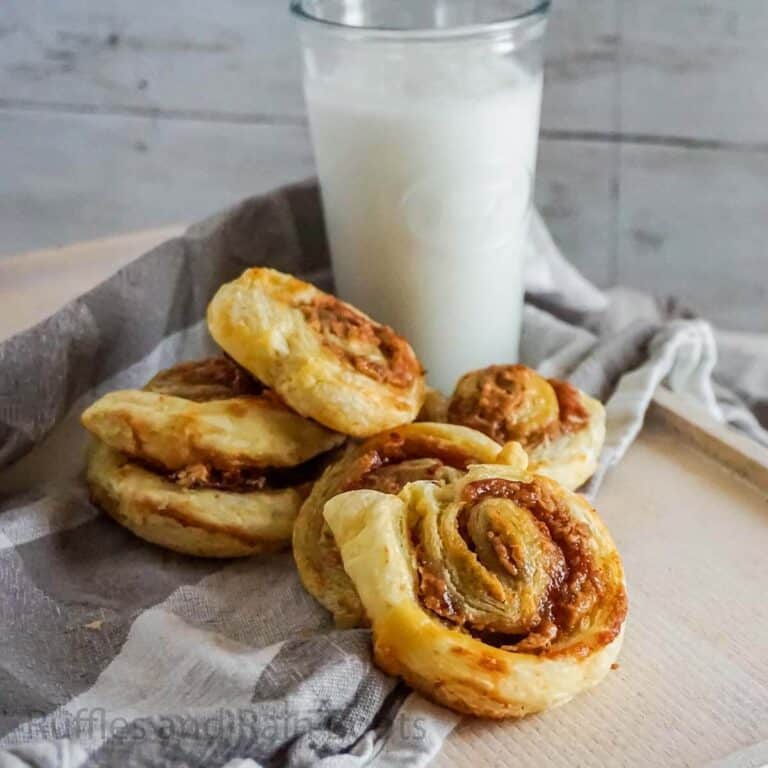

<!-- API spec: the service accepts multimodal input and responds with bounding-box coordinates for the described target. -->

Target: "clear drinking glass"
[292,0,549,392]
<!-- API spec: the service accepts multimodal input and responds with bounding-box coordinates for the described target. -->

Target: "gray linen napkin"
[0,181,763,768]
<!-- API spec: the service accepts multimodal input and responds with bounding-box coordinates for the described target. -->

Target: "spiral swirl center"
[410,476,610,653]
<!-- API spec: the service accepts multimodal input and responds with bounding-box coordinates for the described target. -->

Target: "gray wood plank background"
[1,0,766,331]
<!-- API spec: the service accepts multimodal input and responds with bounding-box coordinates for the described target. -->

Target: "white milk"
[305,53,542,392]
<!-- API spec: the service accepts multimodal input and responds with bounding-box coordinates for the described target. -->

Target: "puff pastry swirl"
[207,268,426,437]
[81,357,344,472]
[323,463,627,718]
[293,422,527,628]
[448,364,606,490]
[86,440,307,558]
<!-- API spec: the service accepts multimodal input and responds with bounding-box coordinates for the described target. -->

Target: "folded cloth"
[524,234,768,449]
[0,181,765,768]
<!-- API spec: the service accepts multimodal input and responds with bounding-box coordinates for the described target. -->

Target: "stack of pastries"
[81,266,627,719]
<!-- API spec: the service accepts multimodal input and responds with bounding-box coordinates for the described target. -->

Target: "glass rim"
[289,0,550,41]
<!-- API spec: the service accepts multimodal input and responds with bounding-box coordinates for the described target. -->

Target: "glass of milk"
[292,0,549,393]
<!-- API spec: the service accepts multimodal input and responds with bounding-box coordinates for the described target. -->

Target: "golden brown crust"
[206,268,426,437]
[292,423,527,628]
[447,365,606,489]
[86,440,306,558]
[81,358,345,472]
[323,464,628,718]
[416,387,449,423]
[529,379,591,446]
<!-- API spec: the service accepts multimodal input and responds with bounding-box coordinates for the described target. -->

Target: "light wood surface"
[651,386,768,491]
[2,0,767,331]
[0,226,185,340]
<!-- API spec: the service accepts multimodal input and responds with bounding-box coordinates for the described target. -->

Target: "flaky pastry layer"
[86,440,305,558]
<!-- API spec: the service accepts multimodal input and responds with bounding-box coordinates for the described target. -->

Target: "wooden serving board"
[435,387,768,768]
[3,233,767,768]
[0,226,185,341]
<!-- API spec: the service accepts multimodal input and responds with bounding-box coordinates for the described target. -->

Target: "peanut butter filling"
[407,477,626,655]
[546,378,590,436]
[145,356,265,402]
[342,431,475,493]
[447,364,590,447]
[165,452,332,494]
[464,478,623,648]
[299,295,419,389]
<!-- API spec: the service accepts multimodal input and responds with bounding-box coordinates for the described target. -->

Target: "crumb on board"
[83,619,104,631]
